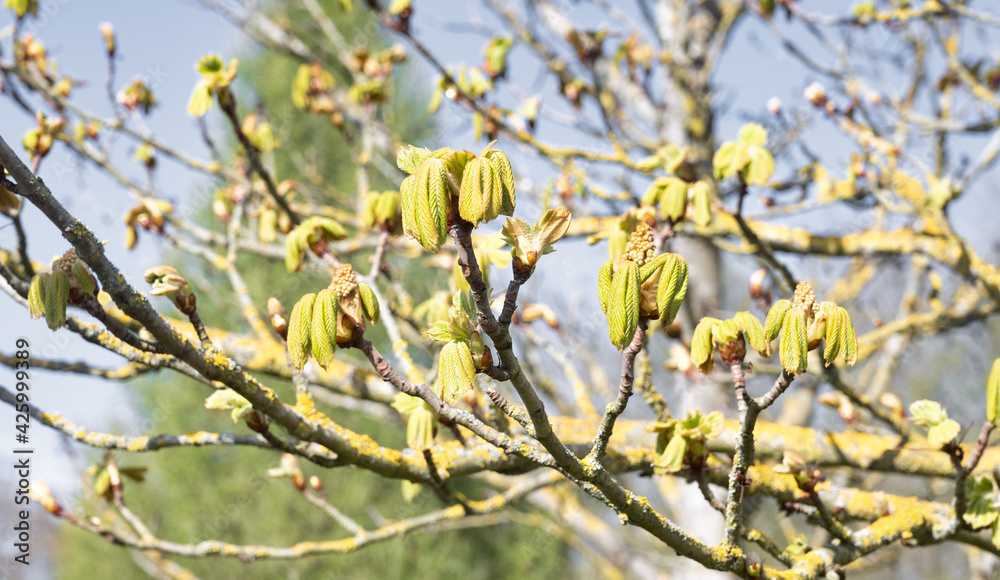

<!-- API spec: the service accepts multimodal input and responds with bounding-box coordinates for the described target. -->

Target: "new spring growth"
[144,266,196,314]
[961,474,1000,548]
[268,453,305,491]
[762,281,858,374]
[187,54,239,117]
[286,264,380,369]
[99,23,115,57]
[124,198,173,250]
[120,80,156,114]
[773,450,823,492]
[392,393,437,449]
[28,480,61,516]
[986,358,1000,428]
[689,311,767,374]
[268,297,289,339]
[500,206,571,280]
[909,400,961,448]
[396,142,515,251]
[88,456,146,502]
[642,176,712,226]
[637,141,710,225]
[598,223,689,350]
[284,216,348,272]
[291,63,337,114]
[712,123,775,186]
[257,187,296,243]
[22,112,63,161]
[361,190,402,233]
[647,410,723,474]
[204,388,252,423]
[27,249,99,330]
[422,292,489,403]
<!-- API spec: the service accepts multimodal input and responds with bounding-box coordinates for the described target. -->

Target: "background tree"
[3,1,1000,579]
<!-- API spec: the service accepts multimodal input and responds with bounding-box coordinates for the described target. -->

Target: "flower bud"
[243,409,268,433]
[29,480,62,516]
[99,23,115,57]
[144,266,195,314]
[804,82,827,107]
[766,96,781,115]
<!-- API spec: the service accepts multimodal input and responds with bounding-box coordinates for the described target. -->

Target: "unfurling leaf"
[738,123,768,147]
[458,156,490,224]
[310,289,337,369]
[287,293,316,369]
[484,149,515,216]
[656,253,688,327]
[964,475,1000,529]
[41,271,68,330]
[713,319,741,350]
[397,145,432,175]
[927,420,961,448]
[909,399,949,428]
[607,260,640,350]
[820,303,857,366]
[690,181,712,226]
[988,358,1000,427]
[597,261,613,313]
[358,283,380,325]
[439,340,476,403]
[690,317,720,374]
[187,81,214,117]
[71,260,97,297]
[285,217,349,272]
[779,306,808,374]
[909,399,961,447]
[409,157,449,251]
[655,433,687,473]
[27,275,44,320]
[204,389,252,423]
[734,311,766,354]
[406,406,436,449]
[763,299,792,356]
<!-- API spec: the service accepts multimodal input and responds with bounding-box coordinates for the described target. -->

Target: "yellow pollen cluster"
[793,280,817,313]
[333,264,357,298]
[54,249,78,272]
[623,223,656,266]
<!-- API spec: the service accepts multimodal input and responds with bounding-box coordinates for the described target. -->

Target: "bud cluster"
[422,292,491,403]
[395,143,516,252]
[284,216,348,272]
[763,281,857,374]
[286,267,380,369]
[28,249,100,330]
[598,230,688,350]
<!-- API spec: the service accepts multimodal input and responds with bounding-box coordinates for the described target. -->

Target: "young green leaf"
[358,283,380,325]
[597,261,613,314]
[779,306,808,374]
[607,261,640,350]
[690,317,720,374]
[287,293,316,369]
[309,289,337,369]
[656,254,689,328]
[988,358,1000,427]
[439,340,477,403]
